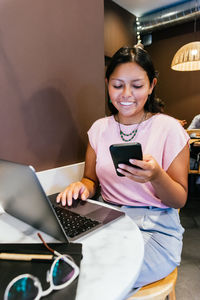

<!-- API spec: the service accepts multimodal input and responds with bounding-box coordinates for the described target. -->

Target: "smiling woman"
[56,44,189,294]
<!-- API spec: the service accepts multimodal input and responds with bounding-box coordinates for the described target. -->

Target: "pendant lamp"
[171,0,200,72]
[171,41,200,71]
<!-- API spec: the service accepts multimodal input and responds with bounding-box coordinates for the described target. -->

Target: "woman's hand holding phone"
[117,154,162,183]
[109,142,161,183]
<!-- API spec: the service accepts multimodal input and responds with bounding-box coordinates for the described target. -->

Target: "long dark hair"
[105,45,164,115]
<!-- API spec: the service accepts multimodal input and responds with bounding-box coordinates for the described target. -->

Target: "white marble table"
[0,201,144,300]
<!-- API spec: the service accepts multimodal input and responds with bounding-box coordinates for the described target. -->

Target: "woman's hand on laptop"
[56,182,89,206]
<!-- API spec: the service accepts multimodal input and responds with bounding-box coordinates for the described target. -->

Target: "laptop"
[0,159,124,242]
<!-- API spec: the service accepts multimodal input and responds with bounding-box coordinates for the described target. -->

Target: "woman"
[57,45,189,288]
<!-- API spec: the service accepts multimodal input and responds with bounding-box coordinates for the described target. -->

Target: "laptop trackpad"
[63,201,123,225]
[86,206,123,224]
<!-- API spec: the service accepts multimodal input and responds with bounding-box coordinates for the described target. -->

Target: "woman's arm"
[81,142,99,197]
[117,144,189,209]
[56,142,98,206]
[150,144,189,208]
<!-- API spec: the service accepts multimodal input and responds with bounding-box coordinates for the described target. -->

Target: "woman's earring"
[109,98,112,103]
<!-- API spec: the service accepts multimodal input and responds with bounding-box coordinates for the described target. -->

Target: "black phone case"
[109,142,143,176]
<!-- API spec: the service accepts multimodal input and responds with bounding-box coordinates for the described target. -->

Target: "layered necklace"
[117,112,147,142]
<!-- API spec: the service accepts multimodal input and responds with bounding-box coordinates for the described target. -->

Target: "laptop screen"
[0,159,68,242]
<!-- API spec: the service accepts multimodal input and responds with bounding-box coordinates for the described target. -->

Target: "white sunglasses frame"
[4,254,79,300]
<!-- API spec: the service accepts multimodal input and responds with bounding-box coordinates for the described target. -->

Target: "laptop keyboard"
[52,205,101,238]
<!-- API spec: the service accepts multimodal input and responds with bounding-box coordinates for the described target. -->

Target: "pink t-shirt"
[88,113,189,208]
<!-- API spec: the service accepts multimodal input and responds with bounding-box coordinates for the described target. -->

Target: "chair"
[126,267,177,300]
[187,130,200,174]
[189,143,200,174]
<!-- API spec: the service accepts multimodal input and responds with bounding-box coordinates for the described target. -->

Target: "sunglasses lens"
[6,277,39,300]
[52,257,75,286]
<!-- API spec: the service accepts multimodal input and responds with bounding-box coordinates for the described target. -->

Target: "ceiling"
[112,0,187,17]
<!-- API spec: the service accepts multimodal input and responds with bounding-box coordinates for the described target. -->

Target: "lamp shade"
[171,41,200,71]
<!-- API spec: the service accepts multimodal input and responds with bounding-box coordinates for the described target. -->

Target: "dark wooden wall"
[104,0,136,115]
[0,0,105,171]
[104,0,136,57]
[147,21,200,126]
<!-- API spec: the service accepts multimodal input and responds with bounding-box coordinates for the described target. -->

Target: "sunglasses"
[4,233,79,300]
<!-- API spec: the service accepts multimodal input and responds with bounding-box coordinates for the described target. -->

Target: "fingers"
[56,182,89,206]
[117,155,160,182]
[118,158,146,174]
[73,184,83,200]
[117,164,148,183]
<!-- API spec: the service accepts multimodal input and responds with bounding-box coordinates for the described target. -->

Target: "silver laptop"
[0,159,124,242]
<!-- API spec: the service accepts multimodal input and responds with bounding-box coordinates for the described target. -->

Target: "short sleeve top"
[88,113,189,208]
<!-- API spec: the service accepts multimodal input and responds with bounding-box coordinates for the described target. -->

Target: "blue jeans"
[120,206,184,288]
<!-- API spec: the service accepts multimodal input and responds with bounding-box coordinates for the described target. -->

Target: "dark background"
[0,0,105,171]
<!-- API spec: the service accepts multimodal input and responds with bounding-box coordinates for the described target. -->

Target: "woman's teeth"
[120,102,133,106]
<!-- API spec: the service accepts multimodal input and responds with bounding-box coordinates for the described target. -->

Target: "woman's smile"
[119,101,135,106]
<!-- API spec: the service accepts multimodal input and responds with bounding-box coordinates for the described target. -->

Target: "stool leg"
[168,286,176,300]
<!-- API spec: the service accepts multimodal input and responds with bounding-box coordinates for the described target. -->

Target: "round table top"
[0,201,144,300]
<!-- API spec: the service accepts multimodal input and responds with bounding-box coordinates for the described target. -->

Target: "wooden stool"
[127,267,177,300]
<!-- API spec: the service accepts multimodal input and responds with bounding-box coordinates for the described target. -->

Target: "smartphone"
[109,142,143,176]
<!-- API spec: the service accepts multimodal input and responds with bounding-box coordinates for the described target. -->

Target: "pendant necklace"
[117,112,147,142]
